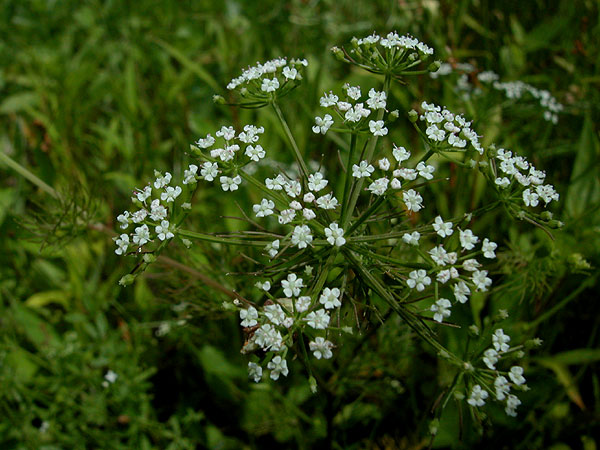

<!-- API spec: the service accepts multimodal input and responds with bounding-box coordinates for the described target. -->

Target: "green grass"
[1,1,599,448]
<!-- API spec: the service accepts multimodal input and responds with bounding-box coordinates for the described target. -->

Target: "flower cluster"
[331,31,437,77]
[492,147,560,209]
[430,63,563,123]
[240,272,343,382]
[225,57,308,106]
[465,328,530,417]
[417,101,484,153]
[313,84,391,135]
[113,170,184,256]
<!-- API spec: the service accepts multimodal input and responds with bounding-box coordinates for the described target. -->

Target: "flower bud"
[119,274,136,286]
[212,94,226,105]
[388,109,400,121]
[540,211,553,221]
[309,376,318,394]
[408,109,418,122]
[468,324,480,337]
[330,46,345,61]
[143,253,156,263]
[428,60,441,72]
[525,338,543,349]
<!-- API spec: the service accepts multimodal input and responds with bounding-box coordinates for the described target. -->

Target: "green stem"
[272,101,309,180]
[345,196,385,236]
[177,229,270,246]
[0,150,59,199]
[340,132,358,225]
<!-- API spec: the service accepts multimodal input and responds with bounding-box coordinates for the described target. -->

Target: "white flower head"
[267,355,289,380]
[309,337,334,359]
[324,222,346,247]
[430,298,452,322]
[402,231,420,246]
[319,287,341,309]
[248,362,262,383]
[433,216,453,237]
[291,225,313,249]
[467,384,489,407]
[407,269,431,291]
[282,273,304,297]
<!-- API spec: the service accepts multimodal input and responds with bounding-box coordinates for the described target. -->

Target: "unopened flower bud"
[309,376,318,394]
[525,338,543,349]
[468,324,480,337]
[212,94,226,105]
[331,46,345,61]
[119,274,136,286]
[428,60,441,72]
[540,211,553,221]
[388,109,400,121]
[408,109,418,122]
[143,253,156,263]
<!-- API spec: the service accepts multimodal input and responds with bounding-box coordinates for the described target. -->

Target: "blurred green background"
[1,0,599,448]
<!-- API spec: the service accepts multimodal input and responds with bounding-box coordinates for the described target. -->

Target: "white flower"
[472,269,492,291]
[216,126,235,140]
[104,370,118,384]
[366,88,386,109]
[196,134,215,148]
[254,324,283,351]
[136,186,152,202]
[402,231,420,246]
[482,238,497,259]
[219,175,242,191]
[436,268,458,283]
[483,348,499,370]
[305,309,330,329]
[352,160,375,178]
[201,162,219,181]
[302,208,316,220]
[149,200,168,221]
[493,329,511,352]
[154,172,172,189]
[344,84,361,100]
[403,189,423,212]
[245,144,266,161]
[429,245,449,266]
[416,162,435,180]
[161,186,182,202]
[407,270,431,291]
[282,273,304,297]
[265,174,286,190]
[463,258,481,271]
[284,180,301,198]
[467,384,489,407]
[155,220,174,241]
[265,304,286,325]
[308,173,328,192]
[459,229,479,250]
[290,201,302,210]
[320,91,339,107]
[282,66,298,79]
[392,145,410,163]
[240,306,258,327]
[367,177,389,196]
[278,208,296,224]
[261,77,280,92]
[131,209,148,223]
[319,287,341,309]
[426,125,446,141]
[495,376,510,400]
[505,394,522,417]
[378,158,390,171]
[324,223,346,247]
[238,124,264,144]
[253,199,275,218]
[133,224,150,246]
[183,164,198,184]
[114,234,130,255]
[395,168,417,180]
[291,225,313,249]
[117,211,130,229]
[369,120,388,136]
[266,239,280,258]
[453,281,471,304]
[248,362,262,382]
[316,193,338,210]
[309,337,334,359]
[312,114,334,134]
[267,356,289,380]
[495,177,510,189]
[433,216,453,237]
[295,296,311,313]
[430,298,452,322]
[509,366,526,385]
[303,192,315,203]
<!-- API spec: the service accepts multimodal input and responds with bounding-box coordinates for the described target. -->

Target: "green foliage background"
[1,0,599,448]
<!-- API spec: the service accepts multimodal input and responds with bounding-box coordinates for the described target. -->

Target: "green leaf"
[0,91,38,114]
[545,349,600,366]
[25,290,70,308]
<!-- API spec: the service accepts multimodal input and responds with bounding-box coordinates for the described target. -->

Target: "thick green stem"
[272,101,309,180]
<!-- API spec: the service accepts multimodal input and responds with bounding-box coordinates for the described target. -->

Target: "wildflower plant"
[114,31,561,426]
